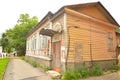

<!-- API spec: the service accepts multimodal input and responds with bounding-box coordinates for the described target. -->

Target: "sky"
[0,0,120,36]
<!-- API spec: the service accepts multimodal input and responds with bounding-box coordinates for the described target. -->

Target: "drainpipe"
[89,19,93,68]
[90,43,93,67]
[50,36,52,69]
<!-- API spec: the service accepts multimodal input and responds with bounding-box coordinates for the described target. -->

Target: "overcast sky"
[0,0,120,35]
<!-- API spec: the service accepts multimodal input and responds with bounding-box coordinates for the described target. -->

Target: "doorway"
[53,41,61,72]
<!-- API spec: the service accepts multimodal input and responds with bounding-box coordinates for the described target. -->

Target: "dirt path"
[3,58,52,80]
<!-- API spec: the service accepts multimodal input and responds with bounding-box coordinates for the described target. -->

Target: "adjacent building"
[26,2,119,72]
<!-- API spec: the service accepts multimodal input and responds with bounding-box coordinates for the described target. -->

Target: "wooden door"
[53,41,61,72]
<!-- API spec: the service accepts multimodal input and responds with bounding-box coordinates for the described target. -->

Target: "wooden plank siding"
[66,13,117,62]
[74,6,110,23]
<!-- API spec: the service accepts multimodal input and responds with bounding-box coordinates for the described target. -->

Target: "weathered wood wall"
[66,13,117,62]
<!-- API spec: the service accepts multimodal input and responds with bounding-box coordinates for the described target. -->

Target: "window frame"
[39,35,48,50]
[108,32,114,51]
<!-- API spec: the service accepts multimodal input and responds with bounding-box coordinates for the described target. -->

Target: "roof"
[98,2,119,26]
[27,2,119,37]
[26,11,53,37]
[65,2,119,26]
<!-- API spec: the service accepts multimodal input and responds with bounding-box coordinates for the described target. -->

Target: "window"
[26,41,29,50]
[39,35,49,57]
[34,39,36,50]
[42,36,47,48]
[108,32,113,51]
[39,35,48,49]
[31,36,36,50]
[31,37,34,50]
[117,36,120,46]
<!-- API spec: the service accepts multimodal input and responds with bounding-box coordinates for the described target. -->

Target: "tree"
[0,33,9,52]
[0,14,38,55]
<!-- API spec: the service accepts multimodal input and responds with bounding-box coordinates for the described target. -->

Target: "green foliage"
[109,63,119,72]
[63,69,81,80]
[116,28,120,33]
[42,66,49,71]
[112,63,119,70]
[21,57,50,71]
[0,33,12,53]
[77,67,90,78]
[90,65,103,76]
[62,65,103,80]
[30,60,39,67]
[0,14,38,55]
[21,57,38,67]
[0,58,10,79]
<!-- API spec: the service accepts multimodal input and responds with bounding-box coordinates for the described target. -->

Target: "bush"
[78,67,90,78]
[91,65,103,76]
[21,57,39,67]
[30,60,39,67]
[62,69,81,80]
[110,63,119,72]
[42,66,49,71]
[21,57,50,71]
[62,65,103,80]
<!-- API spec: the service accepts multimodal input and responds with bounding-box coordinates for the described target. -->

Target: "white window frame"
[39,35,51,57]
[31,35,37,50]
[26,41,29,50]
[39,35,48,50]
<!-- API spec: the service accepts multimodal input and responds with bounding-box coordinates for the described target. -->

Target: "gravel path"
[3,58,52,80]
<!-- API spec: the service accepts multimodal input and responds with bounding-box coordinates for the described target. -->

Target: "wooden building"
[26,2,119,72]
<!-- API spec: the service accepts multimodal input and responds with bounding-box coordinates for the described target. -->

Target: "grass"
[62,66,103,80]
[0,58,10,80]
[62,63,120,80]
[62,69,82,80]
[20,56,50,71]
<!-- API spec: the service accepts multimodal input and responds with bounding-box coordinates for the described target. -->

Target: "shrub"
[43,66,49,71]
[111,63,119,72]
[78,67,90,78]
[91,65,103,76]
[30,60,39,67]
[62,65,103,80]
[62,69,81,80]
[21,57,50,71]
[22,58,39,67]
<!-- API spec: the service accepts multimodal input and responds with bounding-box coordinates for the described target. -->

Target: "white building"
[0,46,2,53]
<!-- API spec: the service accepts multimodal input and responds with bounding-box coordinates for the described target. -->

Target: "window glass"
[39,35,48,49]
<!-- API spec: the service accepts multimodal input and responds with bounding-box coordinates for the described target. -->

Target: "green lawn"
[0,58,10,79]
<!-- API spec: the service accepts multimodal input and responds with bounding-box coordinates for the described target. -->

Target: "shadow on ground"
[20,76,52,80]
[20,76,40,80]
